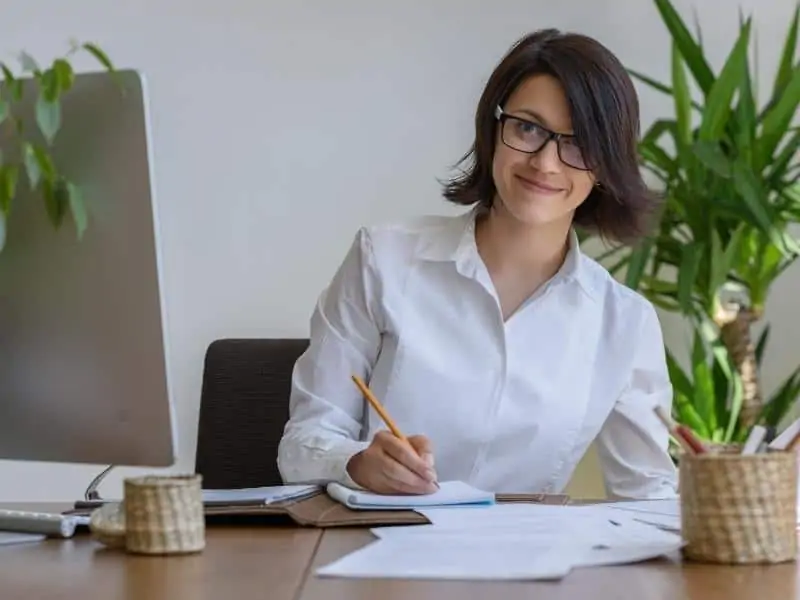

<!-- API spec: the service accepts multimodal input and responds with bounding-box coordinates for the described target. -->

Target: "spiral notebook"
[326,481,495,510]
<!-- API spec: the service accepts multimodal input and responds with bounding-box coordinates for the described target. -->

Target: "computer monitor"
[0,69,177,469]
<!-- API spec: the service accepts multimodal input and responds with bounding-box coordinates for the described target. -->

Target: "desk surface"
[2,504,799,600]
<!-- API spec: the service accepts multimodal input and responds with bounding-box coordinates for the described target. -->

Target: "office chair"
[194,338,309,489]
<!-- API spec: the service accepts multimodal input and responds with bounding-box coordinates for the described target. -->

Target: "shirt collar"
[417,208,600,300]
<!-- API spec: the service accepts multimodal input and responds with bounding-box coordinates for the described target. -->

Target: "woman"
[277,28,677,500]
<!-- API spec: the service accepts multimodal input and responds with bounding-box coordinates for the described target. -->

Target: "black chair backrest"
[194,338,309,489]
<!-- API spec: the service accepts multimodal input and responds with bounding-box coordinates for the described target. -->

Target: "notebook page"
[326,480,494,509]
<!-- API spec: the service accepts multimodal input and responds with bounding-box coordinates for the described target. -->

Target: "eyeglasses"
[494,105,590,171]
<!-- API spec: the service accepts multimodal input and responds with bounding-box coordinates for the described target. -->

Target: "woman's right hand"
[346,430,438,494]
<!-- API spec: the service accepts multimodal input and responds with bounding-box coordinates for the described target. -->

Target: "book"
[326,480,495,510]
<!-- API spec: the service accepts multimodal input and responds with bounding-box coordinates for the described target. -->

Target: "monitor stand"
[73,464,116,510]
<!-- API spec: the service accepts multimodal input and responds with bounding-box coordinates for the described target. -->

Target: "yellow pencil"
[351,374,409,444]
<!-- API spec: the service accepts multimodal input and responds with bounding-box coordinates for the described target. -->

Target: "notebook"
[202,484,319,507]
[326,481,495,510]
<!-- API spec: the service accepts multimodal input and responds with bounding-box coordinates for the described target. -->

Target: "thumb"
[408,435,434,466]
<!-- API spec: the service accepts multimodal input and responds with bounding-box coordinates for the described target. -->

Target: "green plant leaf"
[43,179,69,228]
[1,62,22,101]
[767,127,800,185]
[0,164,19,215]
[82,42,115,72]
[758,64,800,171]
[35,94,61,145]
[731,164,777,238]
[30,145,56,183]
[772,5,799,99]
[67,182,88,239]
[671,42,693,148]
[653,0,715,94]
[677,242,701,311]
[628,69,673,95]
[698,18,751,141]
[628,70,704,112]
[624,236,654,290]
[38,68,60,103]
[22,143,41,190]
[0,97,8,127]
[53,58,74,92]
[691,329,716,429]
[725,368,744,442]
[758,365,800,427]
[18,51,39,73]
[674,391,712,438]
[692,140,732,177]
[665,349,693,397]
[735,36,758,165]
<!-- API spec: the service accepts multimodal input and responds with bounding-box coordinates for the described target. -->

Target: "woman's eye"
[515,120,539,135]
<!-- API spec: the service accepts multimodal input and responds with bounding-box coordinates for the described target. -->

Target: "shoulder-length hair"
[442,29,659,245]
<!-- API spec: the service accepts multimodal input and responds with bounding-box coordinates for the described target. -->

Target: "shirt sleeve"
[594,302,679,500]
[277,227,383,488]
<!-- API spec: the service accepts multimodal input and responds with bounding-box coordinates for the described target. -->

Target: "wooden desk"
[0,504,321,600]
[2,504,798,599]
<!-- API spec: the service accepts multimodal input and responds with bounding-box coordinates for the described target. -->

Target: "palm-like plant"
[599,0,800,441]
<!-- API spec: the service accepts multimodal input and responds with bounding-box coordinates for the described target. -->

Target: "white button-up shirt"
[277,210,678,499]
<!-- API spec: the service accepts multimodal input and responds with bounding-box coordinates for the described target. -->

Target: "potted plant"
[592,0,800,445]
[0,41,115,252]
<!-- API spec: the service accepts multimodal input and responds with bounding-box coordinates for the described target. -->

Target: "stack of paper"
[316,502,684,581]
[325,480,494,510]
[605,499,681,531]
[202,484,319,506]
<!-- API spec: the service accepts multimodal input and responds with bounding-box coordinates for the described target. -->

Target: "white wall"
[1,0,797,501]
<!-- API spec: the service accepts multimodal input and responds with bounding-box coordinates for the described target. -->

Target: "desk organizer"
[91,474,205,555]
[680,448,797,564]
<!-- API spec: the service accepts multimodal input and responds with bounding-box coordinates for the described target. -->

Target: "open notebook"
[326,481,495,510]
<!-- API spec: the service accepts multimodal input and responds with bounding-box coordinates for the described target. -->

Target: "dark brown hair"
[442,28,658,245]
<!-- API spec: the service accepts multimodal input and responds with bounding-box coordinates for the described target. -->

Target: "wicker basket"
[123,474,205,555]
[680,448,798,564]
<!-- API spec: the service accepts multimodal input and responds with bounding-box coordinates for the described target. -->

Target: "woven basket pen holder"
[680,448,798,564]
[90,474,205,555]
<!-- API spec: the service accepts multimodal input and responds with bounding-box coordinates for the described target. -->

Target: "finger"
[408,435,435,468]
[380,453,438,494]
[380,435,436,481]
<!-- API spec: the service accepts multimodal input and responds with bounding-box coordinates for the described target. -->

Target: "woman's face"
[491,74,596,228]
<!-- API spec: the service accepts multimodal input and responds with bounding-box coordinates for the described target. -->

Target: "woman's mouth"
[515,174,563,195]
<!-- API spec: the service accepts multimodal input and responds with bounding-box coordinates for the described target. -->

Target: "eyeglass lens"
[502,117,587,170]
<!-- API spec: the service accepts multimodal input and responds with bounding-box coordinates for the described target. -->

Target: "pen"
[653,406,706,455]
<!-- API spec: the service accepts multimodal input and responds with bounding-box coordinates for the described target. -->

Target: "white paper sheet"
[605,499,681,531]
[201,484,318,505]
[343,502,685,581]
[318,518,683,581]
[374,504,682,547]
[326,480,494,509]
[316,536,574,580]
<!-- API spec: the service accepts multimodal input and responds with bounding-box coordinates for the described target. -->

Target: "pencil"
[351,374,408,444]
[653,406,706,455]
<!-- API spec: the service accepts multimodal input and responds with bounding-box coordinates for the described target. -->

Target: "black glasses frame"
[494,105,591,171]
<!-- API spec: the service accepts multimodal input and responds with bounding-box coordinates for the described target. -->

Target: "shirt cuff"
[326,439,371,489]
